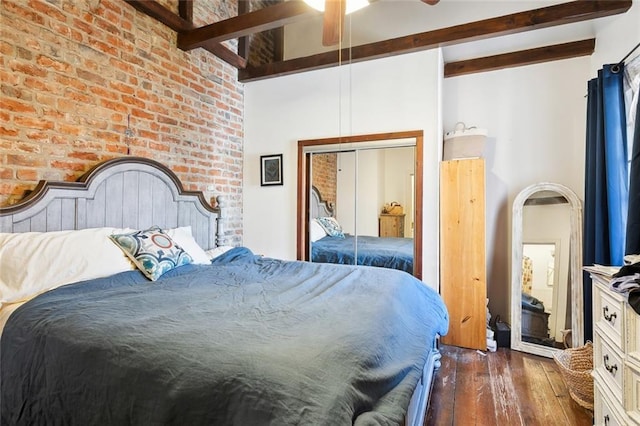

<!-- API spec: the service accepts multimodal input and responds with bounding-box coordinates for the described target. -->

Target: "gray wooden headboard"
[311,186,334,219]
[0,157,224,250]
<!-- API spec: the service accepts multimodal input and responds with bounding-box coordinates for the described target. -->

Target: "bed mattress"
[1,248,448,425]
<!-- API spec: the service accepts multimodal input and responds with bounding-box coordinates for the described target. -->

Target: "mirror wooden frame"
[296,130,424,279]
[510,182,584,358]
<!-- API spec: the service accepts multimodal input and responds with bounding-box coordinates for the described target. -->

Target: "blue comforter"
[1,248,448,426]
[312,235,414,273]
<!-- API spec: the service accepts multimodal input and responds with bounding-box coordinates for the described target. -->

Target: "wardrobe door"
[439,158,486,350]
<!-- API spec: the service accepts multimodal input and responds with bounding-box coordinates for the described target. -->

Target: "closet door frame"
[296,130,424,280]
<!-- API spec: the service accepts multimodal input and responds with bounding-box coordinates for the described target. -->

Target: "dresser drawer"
[594,383,628,426]
[594,281,625,351]
[594,330,625,400]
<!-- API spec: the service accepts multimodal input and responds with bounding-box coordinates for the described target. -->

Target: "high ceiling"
[125,0,634,81]
[284,0,623,61]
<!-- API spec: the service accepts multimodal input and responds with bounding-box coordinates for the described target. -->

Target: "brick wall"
[246,0,281,67]
[0,0,244,244]
[312,153,337,209]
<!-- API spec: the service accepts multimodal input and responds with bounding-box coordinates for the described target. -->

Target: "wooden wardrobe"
[439,158,487,350]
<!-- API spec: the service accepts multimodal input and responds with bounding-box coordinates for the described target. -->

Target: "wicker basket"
[553,341,594,410]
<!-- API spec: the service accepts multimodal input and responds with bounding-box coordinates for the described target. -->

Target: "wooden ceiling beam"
[178,0,193,23]
[444,38,596,78]
[123,0,246,69]
[239,0,630,82]
[125,0,191,31]
[177,2,316,51]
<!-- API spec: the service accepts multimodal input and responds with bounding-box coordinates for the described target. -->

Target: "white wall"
[345,149,381,237]
[243,2,637,319]
[335,147,414,237]
[244,49,443,288]
[442,57,590,322]
[441,3,639,323]
[589,2,640,76]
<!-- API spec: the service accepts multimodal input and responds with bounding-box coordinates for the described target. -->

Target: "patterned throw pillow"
[109,226,193,281]
[315,216,345,239]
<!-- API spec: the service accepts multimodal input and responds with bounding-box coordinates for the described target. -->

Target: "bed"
[310,186,414,274]
[0,157,448,425]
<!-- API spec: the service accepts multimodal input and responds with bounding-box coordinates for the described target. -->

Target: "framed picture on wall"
[260,154,283,186]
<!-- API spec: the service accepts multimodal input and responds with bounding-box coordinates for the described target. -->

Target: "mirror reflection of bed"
[308,146,415,274]
[310,186,414,274]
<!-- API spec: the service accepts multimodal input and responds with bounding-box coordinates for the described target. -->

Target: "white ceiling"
[285,0,625,62]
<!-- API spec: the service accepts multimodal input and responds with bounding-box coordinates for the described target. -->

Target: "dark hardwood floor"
[425,345,593,426]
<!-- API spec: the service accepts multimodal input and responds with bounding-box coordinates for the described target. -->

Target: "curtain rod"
[613,41,640,73]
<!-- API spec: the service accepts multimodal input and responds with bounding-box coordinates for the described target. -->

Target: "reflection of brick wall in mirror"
[311,153,337,208]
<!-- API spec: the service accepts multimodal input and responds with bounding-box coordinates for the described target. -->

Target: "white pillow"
[309,219,327,242]
[205,246,234,260]
[0,228,136,304]
[165,226,211,265]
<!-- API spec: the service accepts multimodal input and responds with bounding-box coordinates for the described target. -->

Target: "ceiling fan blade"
[322,0,346,47]
[421,0,440,4]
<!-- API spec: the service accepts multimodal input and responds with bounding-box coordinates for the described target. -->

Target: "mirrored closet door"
[297,131,423,279]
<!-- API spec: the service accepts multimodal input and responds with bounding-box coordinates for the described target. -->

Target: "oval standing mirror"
[511,183,583,358]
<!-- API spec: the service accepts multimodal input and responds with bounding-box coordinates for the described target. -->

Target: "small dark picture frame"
[260,154,283,186]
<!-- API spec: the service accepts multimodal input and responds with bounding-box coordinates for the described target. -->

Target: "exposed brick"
[9,60,48,78]
[16,169,39,181]
[109,81,135,95]
[26,131,49,141]
[0,41,14,56]
[99,99,128,113]
[94,130,122,143]
[65,89,95,105]
[130,108,154,120]
[36,54,71,73]
[76,68,106,85]
[53,74,87,92]
[55,122,84,136]
[2,1,45,25]
[0,126,20,137]
[0,0,244,243]
[121,94,145,108]
[1,98,37,114]
[7,154,46,167]
[29,0,66,22]
[49,160,88,172]
[0,167,14,179]
[68,151,100,161]
[13,116,54,130]
[90,86,119,101]
[13,142,41,153]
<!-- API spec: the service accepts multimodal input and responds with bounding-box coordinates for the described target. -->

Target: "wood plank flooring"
[425,345,593,426]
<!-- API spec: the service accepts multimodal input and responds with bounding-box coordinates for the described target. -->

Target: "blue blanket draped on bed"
[1,248,448,426]
[312,235,414,273]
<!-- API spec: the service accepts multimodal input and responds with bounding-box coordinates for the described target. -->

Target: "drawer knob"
[603,306,617,322]
[604,354,618,375]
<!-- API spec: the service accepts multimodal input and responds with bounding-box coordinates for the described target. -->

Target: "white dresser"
[592,274,640,425]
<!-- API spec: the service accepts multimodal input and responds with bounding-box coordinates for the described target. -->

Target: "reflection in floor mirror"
[511,182,583,358]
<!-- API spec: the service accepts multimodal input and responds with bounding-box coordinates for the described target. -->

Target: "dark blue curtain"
[584,64,629,342]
